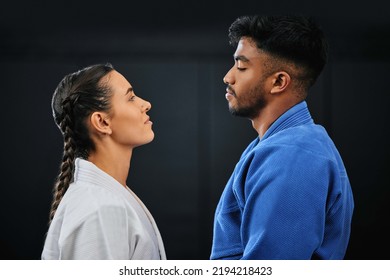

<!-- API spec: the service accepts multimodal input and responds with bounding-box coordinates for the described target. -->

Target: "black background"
[1,0,389,259]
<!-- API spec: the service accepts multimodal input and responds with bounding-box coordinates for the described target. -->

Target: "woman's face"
[106,70,154,148]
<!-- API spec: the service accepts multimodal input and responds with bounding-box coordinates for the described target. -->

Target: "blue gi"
[211,101,354,259]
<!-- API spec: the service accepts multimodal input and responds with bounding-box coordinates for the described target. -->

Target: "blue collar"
[261,101,313,141]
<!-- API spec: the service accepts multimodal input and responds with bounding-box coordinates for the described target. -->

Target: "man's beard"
[228,84,267,119]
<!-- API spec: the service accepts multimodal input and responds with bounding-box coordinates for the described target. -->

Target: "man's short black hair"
[228,15,328,88]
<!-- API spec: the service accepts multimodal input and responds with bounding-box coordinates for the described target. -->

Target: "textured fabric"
[211,101,354,260]
[42,158,166,260]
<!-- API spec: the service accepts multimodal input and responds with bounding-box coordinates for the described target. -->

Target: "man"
[211,15,354,260]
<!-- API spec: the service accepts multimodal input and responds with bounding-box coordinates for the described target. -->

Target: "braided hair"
[49,63,114,222]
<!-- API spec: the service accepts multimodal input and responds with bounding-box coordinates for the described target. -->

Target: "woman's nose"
[143,100,151,112]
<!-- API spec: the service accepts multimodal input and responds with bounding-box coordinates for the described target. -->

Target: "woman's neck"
[88,145,133,187]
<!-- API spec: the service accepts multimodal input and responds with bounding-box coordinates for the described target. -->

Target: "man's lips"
[225,87,236,100]
[225,92,234,101]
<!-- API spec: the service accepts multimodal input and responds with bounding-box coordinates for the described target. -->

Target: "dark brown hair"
[49,63,114,222]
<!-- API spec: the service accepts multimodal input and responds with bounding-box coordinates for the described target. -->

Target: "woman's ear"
[270,71,291,94]
[89,112,112,135]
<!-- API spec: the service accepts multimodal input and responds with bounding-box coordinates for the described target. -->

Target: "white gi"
[42,158,166,260]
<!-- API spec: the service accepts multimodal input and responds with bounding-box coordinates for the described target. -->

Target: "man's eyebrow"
[125,87,134,95]
[234,55,249,62]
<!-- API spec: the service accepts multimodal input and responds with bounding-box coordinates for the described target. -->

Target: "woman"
[42,63,166,259]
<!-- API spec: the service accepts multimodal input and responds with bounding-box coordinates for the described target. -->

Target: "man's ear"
[270,71,291,94]
[89,112,112,135]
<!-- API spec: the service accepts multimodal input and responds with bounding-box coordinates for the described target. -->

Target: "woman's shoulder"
[52,182,134,233]
[69,180,127,205]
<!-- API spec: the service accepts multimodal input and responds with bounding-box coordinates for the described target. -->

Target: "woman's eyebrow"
[125,87,134,95]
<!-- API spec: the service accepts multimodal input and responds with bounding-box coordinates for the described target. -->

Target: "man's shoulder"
[249,124,337,161]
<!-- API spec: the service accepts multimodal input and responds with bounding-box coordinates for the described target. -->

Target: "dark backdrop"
[1,0,389,260]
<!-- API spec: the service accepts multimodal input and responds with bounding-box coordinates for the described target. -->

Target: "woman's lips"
[145,117,153,124]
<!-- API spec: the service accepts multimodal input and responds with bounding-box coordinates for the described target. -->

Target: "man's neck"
[251,99,300,138]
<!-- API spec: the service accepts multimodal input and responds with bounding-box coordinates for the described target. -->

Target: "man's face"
[223,37,272,119]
